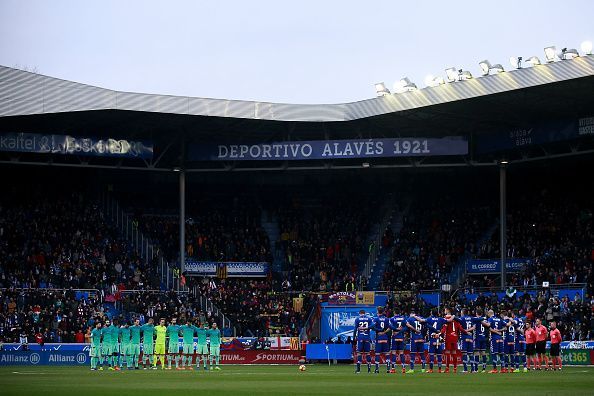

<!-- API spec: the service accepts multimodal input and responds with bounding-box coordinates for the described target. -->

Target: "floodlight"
[459,70,473,80]
[509,56,522,69]
[479,60,491,75]
[424,74,445,87]
[581,40,592,55]
[445,67,458,82]
[490,63,504,73]
[544,46,556,62]
[561,48,579,60]
[479,60,505,75]
[394,77,417,93]
[375,82,391,97]
[525,56,541,66]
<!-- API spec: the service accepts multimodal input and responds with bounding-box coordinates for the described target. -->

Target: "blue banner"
[418,293,440,307]
[475,117,594,154]
[188,137,468,161]
[321,307,374,343]
[185,261,269,277]
[466,258,531,274]
[0,133,153,159]
[306,344,353,360]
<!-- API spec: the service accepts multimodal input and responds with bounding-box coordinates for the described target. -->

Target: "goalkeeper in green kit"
[208,322,222,370]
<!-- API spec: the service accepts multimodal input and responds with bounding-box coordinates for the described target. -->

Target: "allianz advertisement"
[0,344,90,366]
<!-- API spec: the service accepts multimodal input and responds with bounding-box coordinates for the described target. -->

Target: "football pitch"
[1,365,593,396]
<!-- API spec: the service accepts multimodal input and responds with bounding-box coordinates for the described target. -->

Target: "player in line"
[487,309,508,373]
[129,319,142,370]
[196,322,210,370]
[141,318,156,369]
[166,318,181,369]
[372,306,391,374]
[406,308,426,373]
[353,309,373,374]
[387,307,408,374]
[457,308,478,373]
[180,319,199,369]
[473,308,489,373]
[101,319,120,371]
[154,318,168,369]
[208,322,223,370]
[90,322,103,370]
[413,309,445,373]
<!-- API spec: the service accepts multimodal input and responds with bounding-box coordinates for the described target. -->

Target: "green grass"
[1,365,593,395]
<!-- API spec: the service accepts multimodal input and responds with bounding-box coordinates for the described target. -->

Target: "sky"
[0,0,592,104]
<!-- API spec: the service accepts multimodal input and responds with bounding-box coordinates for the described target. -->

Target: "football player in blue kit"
[472,308,490,373]
[388,307,408,374]
[353,309,374,374]
[487,309,509,373]
[423,309,446,373]
[512,310,527,372]
[405,308,426,373]
[502,311,517,373]
[372,306,391,373]
[505,310,527,373]
[458,308,477,373]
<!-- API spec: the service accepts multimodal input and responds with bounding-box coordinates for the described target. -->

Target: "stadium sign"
[184,261,269,277]
[0,350,89,366]
[475,117,594,154]
[327,292,357,305]
[188,137,468,161]
[0,132,153,159]
[466,258,531,274]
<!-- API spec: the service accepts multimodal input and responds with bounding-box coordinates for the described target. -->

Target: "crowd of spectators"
[381,200,494,291]
[136,196,271,264]
[0,288,104,343]
[188,277,312,337]
[0,191,158,292]
[469,190,593,292]
[271,193,378,292]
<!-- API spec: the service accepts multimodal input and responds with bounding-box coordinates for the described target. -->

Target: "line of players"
[89,317,222,371]
[353,306,563,374]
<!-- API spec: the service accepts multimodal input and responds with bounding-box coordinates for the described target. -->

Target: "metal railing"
[100,192,185,292]
[0,287,102,301]
[191,286,234,334]
[456,282,587,296]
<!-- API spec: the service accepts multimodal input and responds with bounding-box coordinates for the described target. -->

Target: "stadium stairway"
[447,218,500,286]
[260,209,283,273]
[366,202,408,291]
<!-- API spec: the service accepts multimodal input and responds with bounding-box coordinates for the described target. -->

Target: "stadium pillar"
[179,169,186,276]
[499,164,507,290]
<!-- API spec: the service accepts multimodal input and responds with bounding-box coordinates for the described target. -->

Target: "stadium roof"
[1,58,593,172]
[1,57,594,122]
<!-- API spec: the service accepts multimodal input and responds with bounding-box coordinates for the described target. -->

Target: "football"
[299,365,307,372]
